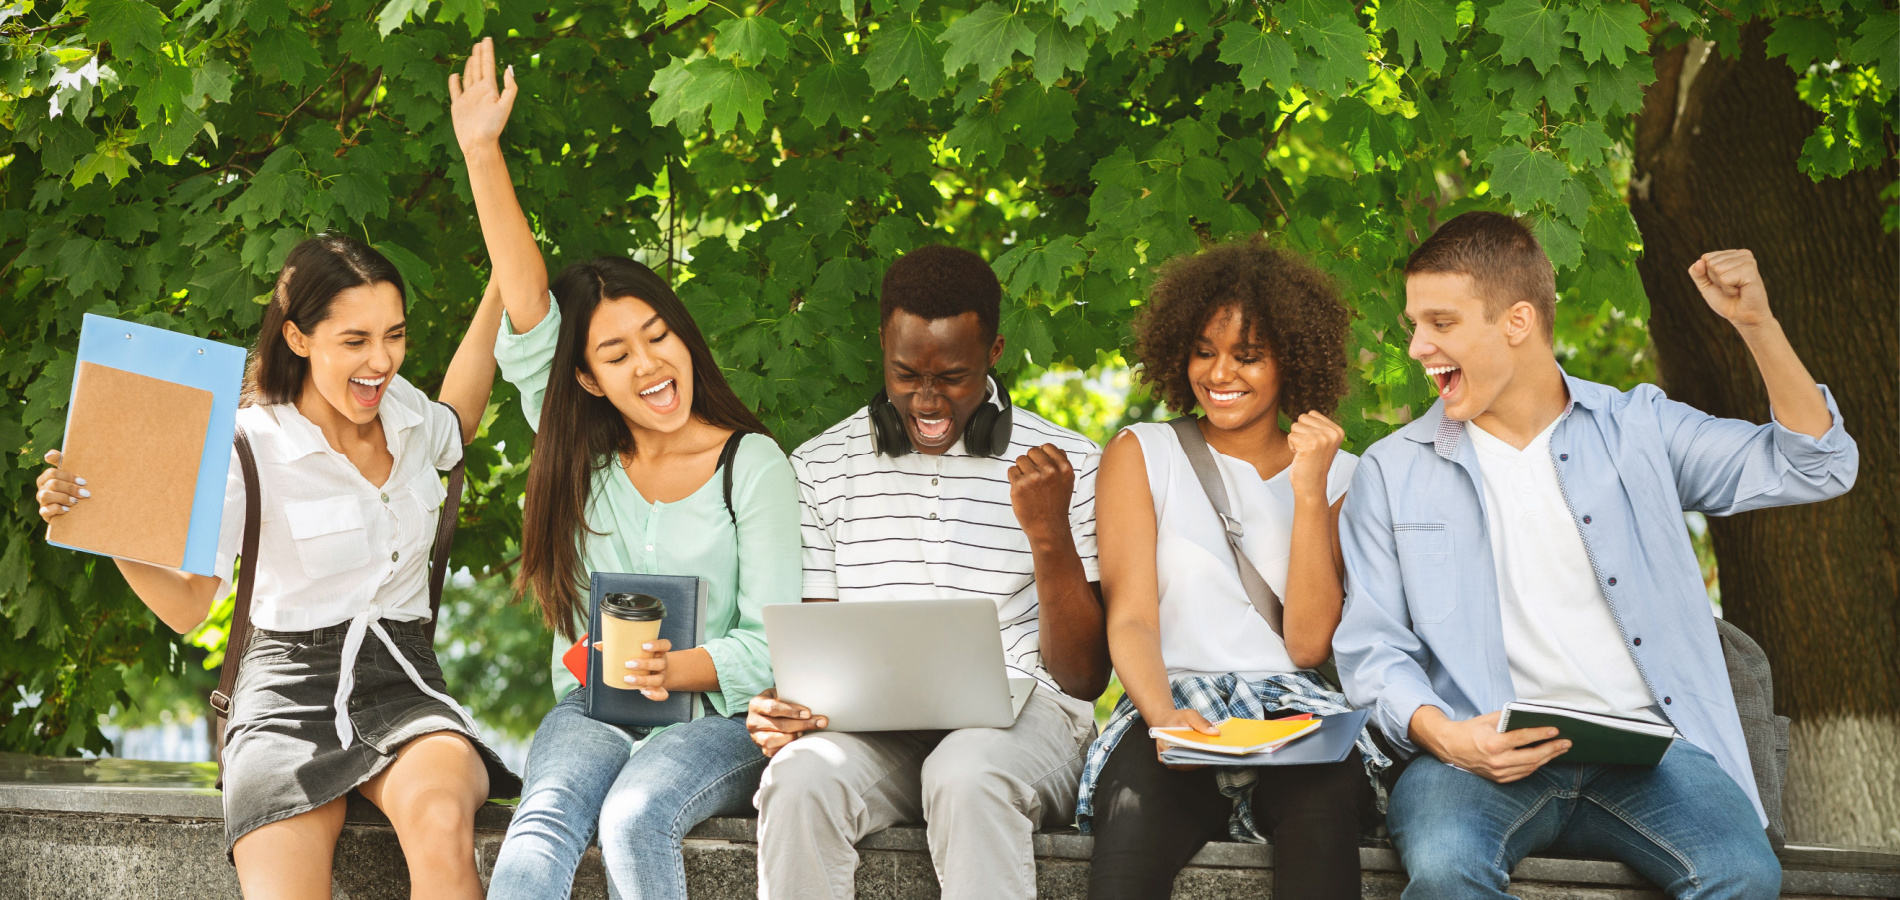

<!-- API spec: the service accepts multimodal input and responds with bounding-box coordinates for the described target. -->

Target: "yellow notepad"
[1148,717,1322,755]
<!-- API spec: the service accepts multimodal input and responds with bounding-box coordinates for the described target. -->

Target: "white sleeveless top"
[1127,421,1357,680]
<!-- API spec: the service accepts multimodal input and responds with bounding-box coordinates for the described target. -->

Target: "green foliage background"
[0,0,1889,752]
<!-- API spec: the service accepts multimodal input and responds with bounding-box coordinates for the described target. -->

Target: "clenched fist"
[1285,412,1344,503]
[1008,444,1075,551]
[1689,249,1774,330]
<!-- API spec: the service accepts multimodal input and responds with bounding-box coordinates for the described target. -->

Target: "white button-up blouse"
[210,374,475,747]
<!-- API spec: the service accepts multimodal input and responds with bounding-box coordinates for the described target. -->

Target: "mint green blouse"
[495,302,801,719]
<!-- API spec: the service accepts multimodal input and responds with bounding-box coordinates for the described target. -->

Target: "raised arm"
[1689,249,1830,438]
[449,37,549,334]
[1281,412,1348,670]
[437,280,506,443]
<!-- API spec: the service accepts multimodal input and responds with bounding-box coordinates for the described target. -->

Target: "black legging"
[1087,719,1373,899]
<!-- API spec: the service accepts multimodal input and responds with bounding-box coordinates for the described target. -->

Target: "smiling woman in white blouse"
[35,234,519,900]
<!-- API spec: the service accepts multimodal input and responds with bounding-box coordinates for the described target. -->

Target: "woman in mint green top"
[498,296,798,710]
[449,38,796,900]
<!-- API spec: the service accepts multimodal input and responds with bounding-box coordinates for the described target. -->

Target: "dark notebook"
[1158,708,1371,767]
[584,572,710,728]
[1499,701,1679,766]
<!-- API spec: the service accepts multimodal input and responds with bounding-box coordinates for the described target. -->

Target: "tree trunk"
[1630,22,1899,847]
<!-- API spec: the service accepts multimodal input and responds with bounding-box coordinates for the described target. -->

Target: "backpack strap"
[427,400,468,642]
[718,430,746,525]
[1167,417,1285,636]
[209,425,262,788]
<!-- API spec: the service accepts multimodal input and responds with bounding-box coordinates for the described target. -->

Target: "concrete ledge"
[3,755,1896,899]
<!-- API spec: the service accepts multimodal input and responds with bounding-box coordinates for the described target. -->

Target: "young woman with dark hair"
[448,39,800,900]
[35,233,519,900]
[1074,237,1389,900]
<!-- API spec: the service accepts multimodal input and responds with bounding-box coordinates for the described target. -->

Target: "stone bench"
[3,754,1896,899]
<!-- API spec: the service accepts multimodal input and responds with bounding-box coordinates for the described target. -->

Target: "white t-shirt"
[792,388,1101,691]
[1128,421,1356,680]
[1466,417,1664,723]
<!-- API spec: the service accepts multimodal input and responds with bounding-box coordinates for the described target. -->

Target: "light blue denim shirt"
[1335,371,1857,825]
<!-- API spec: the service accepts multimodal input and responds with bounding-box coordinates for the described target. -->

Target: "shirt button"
[390,551,400,562]
[645,545,654,552]
[380,492,389,503]
[1664,697,1673,705]
[1607,577,1618,586]
[931,477,939,485]
[1559,453,1569,461]
[1633,637,1642,646]
[929,512,938,519]
[1582,515,1592,524]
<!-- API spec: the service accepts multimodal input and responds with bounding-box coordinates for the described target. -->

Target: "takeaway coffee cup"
[600,592,665,691]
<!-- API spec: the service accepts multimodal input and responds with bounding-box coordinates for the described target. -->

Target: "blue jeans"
[1386,740,1780,899]
[487,689,767,900]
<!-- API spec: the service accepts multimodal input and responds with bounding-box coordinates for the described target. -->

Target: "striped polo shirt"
[792,394,1102,689]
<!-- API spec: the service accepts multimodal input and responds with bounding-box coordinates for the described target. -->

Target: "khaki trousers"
[753,686,1097,900]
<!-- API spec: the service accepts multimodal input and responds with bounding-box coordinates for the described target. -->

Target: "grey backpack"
[1715,618,1790,851]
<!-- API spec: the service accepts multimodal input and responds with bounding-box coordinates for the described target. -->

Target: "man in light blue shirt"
[1336,212,1857,899]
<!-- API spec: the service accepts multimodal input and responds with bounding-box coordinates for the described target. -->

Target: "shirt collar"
[1402,362,1601,459]
[273,376,422,461]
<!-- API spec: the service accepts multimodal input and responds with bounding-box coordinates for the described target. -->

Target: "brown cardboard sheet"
[46,362,213,569]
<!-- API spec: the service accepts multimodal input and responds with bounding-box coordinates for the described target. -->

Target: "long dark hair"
[519,256,770,637]
[243,234,407,407]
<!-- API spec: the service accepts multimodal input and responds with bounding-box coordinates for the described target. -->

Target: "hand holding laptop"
[747,688,828,756]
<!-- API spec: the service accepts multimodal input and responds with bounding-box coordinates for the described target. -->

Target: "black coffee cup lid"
[601,592,665,621]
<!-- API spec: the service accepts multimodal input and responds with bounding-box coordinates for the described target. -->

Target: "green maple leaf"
[152,107,209,161]
[1764,15,1840,72]
[1528,211,1582,269]
[865,18,947,98]
[1219,24,1299,90]
[1555,121,1613,163]
[998,301,1056,370]
[55,235,128,296]
[716,16,789,66]
[1568,0,1649,67]
[1380,0,1458,72]
[331,169,390,223]
[997,235,1084,299]
[1061,0,1139,30]
[253,27,325,88]
[797,59,871,128]
[86,0,168,57]
[372,241,435,294]
[376,0,430,36]
[1486,0,1568,73]
[1553,176,1590,225]
[1847,11,1898,87]
[1582,60,1650,117]
[941,4,1038,83]
[683,59,770,134]
[1030,16,1089,87]
[1483,143,1568,209]
[648,57,705,132]
[1002,83,1079,147]
[188,246,258,320]
[435,0,486,37]
[1296,15,1369,95]
[192,60,236,109]
[945,105,1009,162]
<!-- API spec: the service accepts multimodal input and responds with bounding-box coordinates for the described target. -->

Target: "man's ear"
[1503,301,1539,348]
[283,320,312,358]
[575,367,607,398]
[987,333,1006,369]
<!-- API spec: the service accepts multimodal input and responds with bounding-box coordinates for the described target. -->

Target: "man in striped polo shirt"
[746,245,1110,900]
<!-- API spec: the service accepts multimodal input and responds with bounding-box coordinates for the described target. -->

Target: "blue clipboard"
[47,314,246,576]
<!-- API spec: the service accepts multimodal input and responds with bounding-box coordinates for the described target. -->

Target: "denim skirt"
[219,618,523,852]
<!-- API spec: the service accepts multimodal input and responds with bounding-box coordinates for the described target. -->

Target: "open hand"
[746,688,827,757]
[1412,708,1570,783]
[1007,444,1076,550]
[1148,706,1220,771]
[34,449,87,523]
[1285,412,1344,502]
[1689,249,1773,330]
[448,37,518,154]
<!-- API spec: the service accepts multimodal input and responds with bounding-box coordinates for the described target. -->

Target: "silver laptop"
[765,598,1038,732]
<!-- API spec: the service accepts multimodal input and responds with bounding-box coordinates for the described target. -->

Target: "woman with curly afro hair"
[1074,237,1386,900]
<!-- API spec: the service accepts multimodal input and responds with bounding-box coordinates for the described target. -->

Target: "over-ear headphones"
[869,376,1014,458]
